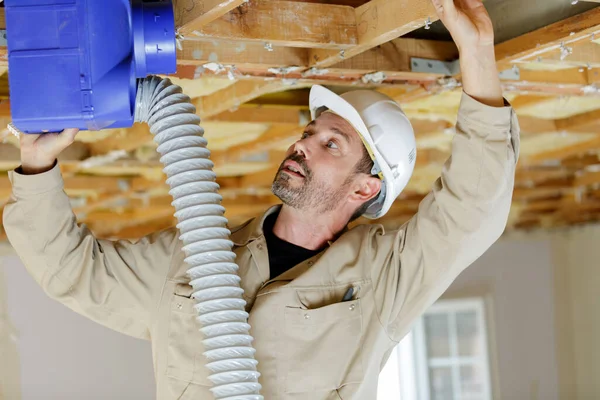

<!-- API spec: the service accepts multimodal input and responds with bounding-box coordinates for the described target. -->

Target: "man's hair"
[349,145,380,222]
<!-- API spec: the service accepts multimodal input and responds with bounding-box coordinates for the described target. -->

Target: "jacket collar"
[230,205,282,246]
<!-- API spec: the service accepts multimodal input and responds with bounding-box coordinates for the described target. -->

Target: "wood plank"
[555,108,600,131]
[574,169,600,188]
[0,173,156,196]
[0,100,10,117]
[532,41,600,66]
[88,124,153,156]
[513,186,567,201]
[195,80,295,118]
[211,125,301,164]
[178,38,307,68]
[518,67,592,85]
[516,167,574,186]
[174,0,248,36]
[495,7,600,70]
[517,115,559,134]
[207,105,310,125]
[176,38,455,85]
[97,216,178,240]
[330,38,459,73]
[517,110,600,134]
[523,135,600,165]
[309,0,438,67]
[193,0,358,49]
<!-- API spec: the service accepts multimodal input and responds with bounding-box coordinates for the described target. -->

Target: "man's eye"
[327,141,338,149]
[301,132,309,139]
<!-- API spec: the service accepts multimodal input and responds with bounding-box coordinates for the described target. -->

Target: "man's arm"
[3,130,178,339]
[368,0,520,341]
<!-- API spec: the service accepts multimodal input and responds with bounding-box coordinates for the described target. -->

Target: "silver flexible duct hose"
[134,75,263,400]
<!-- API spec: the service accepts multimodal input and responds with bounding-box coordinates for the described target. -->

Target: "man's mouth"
[282,160,306,178]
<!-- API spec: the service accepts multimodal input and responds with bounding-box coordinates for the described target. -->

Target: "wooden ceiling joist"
[174,0,248,36]
[495,7,600,70]
[6,5,600,239]
[194,80,302,118]
[309,0,438,68]
[207,105,310,125]
[190,0,358,49]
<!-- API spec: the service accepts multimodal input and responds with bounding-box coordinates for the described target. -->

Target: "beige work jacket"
[3,92,520,399]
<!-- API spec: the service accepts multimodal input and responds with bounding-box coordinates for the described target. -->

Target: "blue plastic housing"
[5,0,177,133]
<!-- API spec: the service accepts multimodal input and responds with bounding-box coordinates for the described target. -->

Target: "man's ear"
[352,176,381,203]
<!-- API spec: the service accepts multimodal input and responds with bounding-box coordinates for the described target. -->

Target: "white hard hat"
[309,85,417,219]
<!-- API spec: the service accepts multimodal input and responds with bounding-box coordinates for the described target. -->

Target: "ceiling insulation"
[4,1,600,241]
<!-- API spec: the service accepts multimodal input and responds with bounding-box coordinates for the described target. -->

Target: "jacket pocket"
[283,298,364,393]
[165,284,212,387]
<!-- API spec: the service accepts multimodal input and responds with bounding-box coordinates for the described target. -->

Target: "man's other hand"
[19,128,79,175]
[431,0,494,51]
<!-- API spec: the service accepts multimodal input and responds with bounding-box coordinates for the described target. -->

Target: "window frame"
[411,297,493,400]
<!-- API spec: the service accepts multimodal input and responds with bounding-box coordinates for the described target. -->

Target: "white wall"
[0,234,560,400]
[0,254,155,400]
[446,235,559,400]
[550,225,600,400]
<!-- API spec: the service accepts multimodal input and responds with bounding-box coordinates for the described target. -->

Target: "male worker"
[4,0,519,398]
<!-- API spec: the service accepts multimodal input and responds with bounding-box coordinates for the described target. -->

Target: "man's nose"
[292,138,311,159]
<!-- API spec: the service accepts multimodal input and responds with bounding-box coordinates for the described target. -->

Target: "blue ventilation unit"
[5,0,177,133]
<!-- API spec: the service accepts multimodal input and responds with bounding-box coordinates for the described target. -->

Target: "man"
[3,0,519,398]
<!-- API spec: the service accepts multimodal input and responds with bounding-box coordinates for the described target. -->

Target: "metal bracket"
[410,57,461,76]
[411,56,522,81]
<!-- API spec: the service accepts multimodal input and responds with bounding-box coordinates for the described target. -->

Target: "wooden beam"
[573,167,600,189]
[206,105,310,125]
[517,66,598,85]
[530,41,600,66]
[174,0,248,36]
[175,37,454,87]
[212,125,300,164]
[555,108,600,132]
[513,186,567,201]
[495,7,600,71]
[522,135,600,166]
[329,38,459,73]
[0,100,10,117]
[193,0,357,49]
[178,38,307,68]
[517,109,600,134]
[98,216,177,240]
[88,124,153,156]
[516,167,574,186]
[309,0,438,67]
[194,80,296,118]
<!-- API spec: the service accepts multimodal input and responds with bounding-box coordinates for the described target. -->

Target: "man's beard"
[271,153,351,214]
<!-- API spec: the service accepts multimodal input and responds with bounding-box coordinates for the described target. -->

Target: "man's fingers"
[431,0,457,19]
[59,128,79,145]
[461,0,483,9]
[19,132,41,147]
[63,128,80,141]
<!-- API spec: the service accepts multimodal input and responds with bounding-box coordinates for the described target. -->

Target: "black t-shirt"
[263,212,323,280]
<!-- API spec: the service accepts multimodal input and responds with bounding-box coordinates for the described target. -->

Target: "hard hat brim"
[308,85,396,219]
